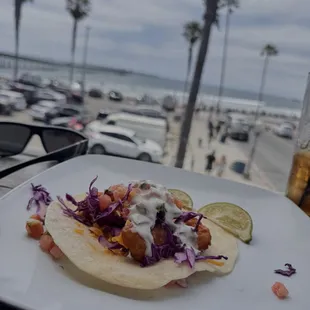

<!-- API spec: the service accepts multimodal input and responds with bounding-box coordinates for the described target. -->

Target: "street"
[235,130,295,192]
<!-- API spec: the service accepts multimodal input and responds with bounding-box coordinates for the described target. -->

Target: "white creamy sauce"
[128,180,199,256]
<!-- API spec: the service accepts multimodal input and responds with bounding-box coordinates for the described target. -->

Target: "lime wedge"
[168,189,193,210]
[198,202,253,244]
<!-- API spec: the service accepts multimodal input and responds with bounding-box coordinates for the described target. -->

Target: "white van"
[102,112,167,149]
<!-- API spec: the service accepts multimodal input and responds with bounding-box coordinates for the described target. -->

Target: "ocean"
[0,68,302,117]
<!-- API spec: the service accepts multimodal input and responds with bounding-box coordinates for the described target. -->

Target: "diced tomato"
[49,245,64,260]
[272,282,289,299]
[39,234,54,252]
[30,214,41,221]
[99,194,112,211]
[26,219,44,239]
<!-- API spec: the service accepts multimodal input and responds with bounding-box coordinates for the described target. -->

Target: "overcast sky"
[1,0,309,98]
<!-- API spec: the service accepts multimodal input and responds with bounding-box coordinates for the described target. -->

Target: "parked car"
[120,105,167,120]
[274,123,294,139]
[50,112,94,131]
[89,88,103,98]
[48,80,71,96]
[9,82,37,105]
[29,101,60,121]
[0,94,13,115]
[229,123,250,142]
[162,95,177,111]
[0,81,11,91]
[0,90,27,111]
[102,112,168,149]
[17,73,44,88]
[44,105,89,124]
[27,89,67,106]
[136,94,161,108]
[96,109,114,121]
[85,122,163,163]
[108,90,123,102]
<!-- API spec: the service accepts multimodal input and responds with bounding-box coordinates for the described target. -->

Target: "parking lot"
[0,96,182,165]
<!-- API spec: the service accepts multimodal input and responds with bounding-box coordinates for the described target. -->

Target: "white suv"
[85,121,163,163]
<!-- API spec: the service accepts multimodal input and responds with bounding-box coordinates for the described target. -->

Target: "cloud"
[1,0,310,99]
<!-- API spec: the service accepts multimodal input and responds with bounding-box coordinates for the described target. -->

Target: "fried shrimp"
[122,217,211,262]
[121,221,167,262]
[185,218,212,251]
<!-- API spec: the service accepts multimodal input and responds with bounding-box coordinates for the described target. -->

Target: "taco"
[45,177,238,290]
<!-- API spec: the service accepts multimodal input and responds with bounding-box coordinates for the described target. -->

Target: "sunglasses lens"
[0,124,31,156]
[42,129,84,153]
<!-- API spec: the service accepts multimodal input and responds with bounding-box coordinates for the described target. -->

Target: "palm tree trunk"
[244,55,269,178]
[14,0,21,80]
[175,0,218,168]
[258,55,269,102]
[182,44,193,103]
[69,18,78,85]
[216,6,231,113]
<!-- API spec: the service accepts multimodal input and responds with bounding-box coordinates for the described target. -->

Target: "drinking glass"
[286,73,310,215]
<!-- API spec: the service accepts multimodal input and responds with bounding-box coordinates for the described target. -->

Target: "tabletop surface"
[0,155,55,198]
[0,155,56,310]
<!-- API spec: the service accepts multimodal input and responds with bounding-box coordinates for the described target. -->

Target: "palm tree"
[66,0,91,85]
[258,44,278,102]
[244,43,279,178]
[175,0,220,168]
[13,0,33,80]
[182,21,202,102]
[215,0,239,113]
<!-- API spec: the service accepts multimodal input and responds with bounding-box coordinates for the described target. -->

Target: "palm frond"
[66,0,91,21]
[183,21,202,44]
[261,43,279,56]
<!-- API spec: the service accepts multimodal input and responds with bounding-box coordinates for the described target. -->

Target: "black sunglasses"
[0,122,88,179]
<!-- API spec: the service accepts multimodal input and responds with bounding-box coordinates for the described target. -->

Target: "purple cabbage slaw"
[26,183,52,219]
[57,177,228,269]
[57,176,132,227]
[274,263,296,277]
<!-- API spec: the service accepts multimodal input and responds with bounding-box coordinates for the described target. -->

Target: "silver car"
[29,101,59,121]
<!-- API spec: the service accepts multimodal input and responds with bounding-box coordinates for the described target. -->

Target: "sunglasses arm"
[0,141,88,179]
[0,152,59,179]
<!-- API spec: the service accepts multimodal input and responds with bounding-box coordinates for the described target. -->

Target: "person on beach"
[205,151,216,174]
[207,119,214,145]
[208,128,214,145]
[216,155,227,177]
[215,121,221,138]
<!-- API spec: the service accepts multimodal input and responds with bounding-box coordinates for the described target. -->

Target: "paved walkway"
[164,114,275,191]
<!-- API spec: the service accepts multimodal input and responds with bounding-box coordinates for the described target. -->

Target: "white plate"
[0,154,309,310]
